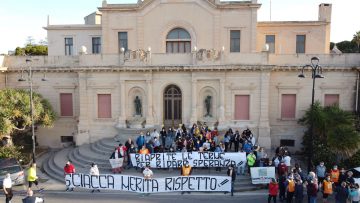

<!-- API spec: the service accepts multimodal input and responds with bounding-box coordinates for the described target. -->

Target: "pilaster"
[116,79,127,128]
[257,70,271,149]
[190,76,198,125]
[146,79,154,127]
[75,72,90,146]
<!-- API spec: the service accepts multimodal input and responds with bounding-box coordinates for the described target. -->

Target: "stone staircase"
[42,129,262,192]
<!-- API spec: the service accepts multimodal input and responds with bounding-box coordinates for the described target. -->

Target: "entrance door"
[164,85,182,129]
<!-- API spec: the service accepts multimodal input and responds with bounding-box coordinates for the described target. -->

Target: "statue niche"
[134,96,142,116]
[204,95,212,117]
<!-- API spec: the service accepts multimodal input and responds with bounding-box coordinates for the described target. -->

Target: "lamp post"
[298,57,324,172]
[18,58,46,163]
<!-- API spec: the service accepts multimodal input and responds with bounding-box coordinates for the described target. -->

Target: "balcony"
[1,52,359,70]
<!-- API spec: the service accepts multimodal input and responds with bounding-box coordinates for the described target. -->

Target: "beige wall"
[47,27,102,56]
[256,22,330,54]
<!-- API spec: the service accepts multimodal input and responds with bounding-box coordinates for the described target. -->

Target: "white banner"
[65,174,231,193]
[130,152,246,168]
[250,167,276,184]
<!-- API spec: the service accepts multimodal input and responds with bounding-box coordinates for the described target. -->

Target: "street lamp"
[298,57,324,172]
[18,58,46,163]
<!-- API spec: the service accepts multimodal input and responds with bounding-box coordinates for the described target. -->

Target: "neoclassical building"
[1,0,359,151]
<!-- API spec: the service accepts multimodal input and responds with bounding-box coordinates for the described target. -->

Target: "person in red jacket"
[268,178,279,203]
[64,161,76,192]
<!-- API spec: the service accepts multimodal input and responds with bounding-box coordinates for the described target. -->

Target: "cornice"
[4,65,357,73]
[257,21,328,27]
[44,25,102,31]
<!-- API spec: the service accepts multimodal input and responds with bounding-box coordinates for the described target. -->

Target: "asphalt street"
[5,191,269,203]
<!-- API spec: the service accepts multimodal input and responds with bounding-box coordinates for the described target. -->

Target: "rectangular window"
[61,136,74,143]
[296,35,306,53]
[280,139,295,147]
[266,35,275,53]
[324,94,339,106]
[98,94,111,118]
[65,38,73,56]
[118,32,128,52]
[60,93,73,117]
[234,95,250,120]
[281,94,296,119]
[92,37,101,54]
[230,30,241,52]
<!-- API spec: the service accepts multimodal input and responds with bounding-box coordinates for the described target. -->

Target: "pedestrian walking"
[89,163,100,193]
[27,163,40,190]
[64,161,76,191]
[3,173,13,203]
[268,178,278,203]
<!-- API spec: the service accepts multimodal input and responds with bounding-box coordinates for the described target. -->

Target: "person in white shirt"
[151,129,160,140]
[89,163,100,193]
[283,153,291,171]
[142,167,153,196]
[22,188,44,203]
[3,173,13,203]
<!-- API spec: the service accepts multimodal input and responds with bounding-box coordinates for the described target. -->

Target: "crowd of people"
[106,124,273,176]
[267,146,359,203]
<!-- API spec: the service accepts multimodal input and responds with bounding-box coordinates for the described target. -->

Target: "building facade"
[1,0,359,151]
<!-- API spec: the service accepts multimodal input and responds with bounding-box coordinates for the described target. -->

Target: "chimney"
[318,3,332,22]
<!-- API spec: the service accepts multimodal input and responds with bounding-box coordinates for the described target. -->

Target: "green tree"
[299,102,360,166]
[353,31,360,53]
[0,89,57,138]
[336,40,357,53]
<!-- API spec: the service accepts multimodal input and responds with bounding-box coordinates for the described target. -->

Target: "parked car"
[0,158,25,187]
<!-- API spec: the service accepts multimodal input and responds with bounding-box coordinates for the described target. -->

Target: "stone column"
[190,78,197,125]
[116,80,126,128]
[258,70,271,150]
[219,79,226,123]
[146,79,154,127]
[75,72,90,146]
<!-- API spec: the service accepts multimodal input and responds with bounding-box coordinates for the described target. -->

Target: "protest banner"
[250,167,276,184]
[130,152,246,168]
[65,174,231,193]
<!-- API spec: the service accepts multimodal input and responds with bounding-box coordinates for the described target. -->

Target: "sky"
[0,0,359,54]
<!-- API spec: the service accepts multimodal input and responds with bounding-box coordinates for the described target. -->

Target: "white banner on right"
[250,167,276,184]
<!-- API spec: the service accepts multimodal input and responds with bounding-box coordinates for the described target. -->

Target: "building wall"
[47,28,102,56]
[256,22,329,54]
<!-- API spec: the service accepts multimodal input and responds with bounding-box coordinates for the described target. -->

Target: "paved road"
[6,191,270,203]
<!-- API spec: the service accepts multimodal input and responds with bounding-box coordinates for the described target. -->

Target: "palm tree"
[299,102,360,162]
[353,31,360,53]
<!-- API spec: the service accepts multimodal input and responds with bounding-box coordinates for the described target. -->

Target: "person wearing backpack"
[278,160,288,176]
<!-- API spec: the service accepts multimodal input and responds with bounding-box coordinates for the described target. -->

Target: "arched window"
[166,28,191,53]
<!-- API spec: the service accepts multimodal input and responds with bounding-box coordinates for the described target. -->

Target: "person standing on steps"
[3,173,13,203]
[64,161,76,192]
[89,163,100,193]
